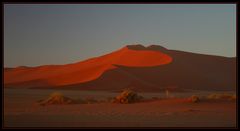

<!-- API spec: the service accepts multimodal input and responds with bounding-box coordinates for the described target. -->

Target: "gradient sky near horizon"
[4,4,236,67]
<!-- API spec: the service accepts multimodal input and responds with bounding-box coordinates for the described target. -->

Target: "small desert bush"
[188,95,200,103]
[37,92,77,106]
[207,93,236,101]
[112,89,144,104]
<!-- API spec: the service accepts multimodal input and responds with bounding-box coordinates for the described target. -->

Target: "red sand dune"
[4,44,236,91]
[4,45,172,87]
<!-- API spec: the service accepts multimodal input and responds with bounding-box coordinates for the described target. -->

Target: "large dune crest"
[4,45,173,87]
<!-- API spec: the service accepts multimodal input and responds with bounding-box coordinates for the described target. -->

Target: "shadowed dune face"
[54,58,236,92]
[4,45,172,87]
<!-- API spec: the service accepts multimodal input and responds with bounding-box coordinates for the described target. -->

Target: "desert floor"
[3,89,236,128]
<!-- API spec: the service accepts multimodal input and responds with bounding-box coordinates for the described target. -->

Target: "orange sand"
[4,46,172,86]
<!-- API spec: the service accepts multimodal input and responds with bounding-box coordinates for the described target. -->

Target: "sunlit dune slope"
[4,45,172,86]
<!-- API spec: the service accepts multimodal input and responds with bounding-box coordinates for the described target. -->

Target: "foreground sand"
[4,89,236,128]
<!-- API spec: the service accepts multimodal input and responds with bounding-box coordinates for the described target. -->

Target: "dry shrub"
[113,89,144,104]
[189,95,200,103]
[207,93,236,101]
[37,92,77,106]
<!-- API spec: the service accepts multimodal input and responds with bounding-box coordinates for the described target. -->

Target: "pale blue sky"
[4,4,236,67]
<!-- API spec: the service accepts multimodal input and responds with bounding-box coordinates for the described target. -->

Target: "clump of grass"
[207,93,236,101]
[37,92,77,106]
[188,95,200,103]
[112,89,144,104]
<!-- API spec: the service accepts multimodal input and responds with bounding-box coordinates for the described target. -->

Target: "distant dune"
[4,44,236,92]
